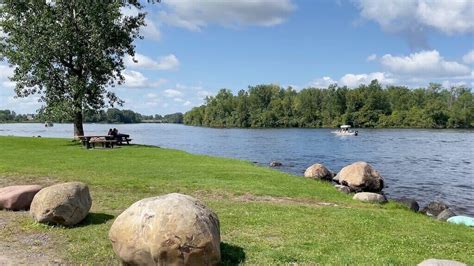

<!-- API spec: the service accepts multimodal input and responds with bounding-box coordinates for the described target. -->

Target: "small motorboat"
[332,125,358,136]
[44,122,54,127]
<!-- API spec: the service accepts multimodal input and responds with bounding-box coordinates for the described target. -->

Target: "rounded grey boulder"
[437,209,456,221]
[395,198,420,212]
[421,201,449,217]
[30,182,92,226]
[417,259,466,266]
[334,184,352,194]
[304,163,333,181]
[109,193,221,265]
[270,161,282,167]
[334,162,384,192]
[353,192,387,203]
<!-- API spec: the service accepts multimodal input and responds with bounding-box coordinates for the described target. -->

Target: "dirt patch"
[192,190,341,209]
[0,211,64,265]
[0,176,58,188]
[235,193,339,208]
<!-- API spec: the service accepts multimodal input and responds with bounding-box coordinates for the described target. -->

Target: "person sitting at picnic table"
[111,128,130,143]
[107,128,113,136]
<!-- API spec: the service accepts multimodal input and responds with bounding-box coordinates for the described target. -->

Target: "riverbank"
[0,136,473,264]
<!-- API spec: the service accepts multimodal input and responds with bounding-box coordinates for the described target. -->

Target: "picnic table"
[77,135,132,149]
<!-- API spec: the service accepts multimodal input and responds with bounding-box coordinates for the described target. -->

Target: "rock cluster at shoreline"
[303,161,473,226]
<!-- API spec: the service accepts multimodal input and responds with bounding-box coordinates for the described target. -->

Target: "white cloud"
[380,50,471,77]
[122,7,160,41]
[156,54,180,70]
[339,72,396,87]
[142,18,161,41]
[126,53,180,70]
[0,64,13,79]
[121,70,167,88]
[146,93,159,99]
[416,0,474,34]
[462,50,474,64]
[367,54,377,61]
[160,0,296,31]
[354,0,474,46]
[0,64,15,88]
[164,89,183,98]
[309,76,336,88]
[197,90,213,99]
[183,100,192,106]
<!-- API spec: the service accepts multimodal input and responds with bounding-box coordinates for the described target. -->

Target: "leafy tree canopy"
[0,0,146,136]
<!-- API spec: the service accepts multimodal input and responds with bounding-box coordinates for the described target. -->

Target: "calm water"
[1,123,473,215]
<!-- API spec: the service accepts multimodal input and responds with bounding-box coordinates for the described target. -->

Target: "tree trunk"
[73,110,84,138]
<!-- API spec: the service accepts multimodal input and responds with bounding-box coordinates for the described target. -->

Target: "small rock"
[109,193,221,265]
[270,161,282,167]
[447,216,474,227]
[421,201,449,217]
[333,161,384,192]
[304,163,333,181]
[437,209,456,221]
[30,182,92,226]
[417,259,467,266]
[395,198,420,212]
[334,184,352,194]
[0,185,42,211]
[353,192,387,203]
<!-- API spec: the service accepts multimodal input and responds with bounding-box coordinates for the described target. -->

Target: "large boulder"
[304,163,333,181]
[333,162,384,192]
[437,209,456,221]
[395,198,420,212]
[421,201,449,217]
[0,185,42,211]
[30,182,92,226]
[418,259,466,266]
[353,192,387,203]
[109,193,221,265]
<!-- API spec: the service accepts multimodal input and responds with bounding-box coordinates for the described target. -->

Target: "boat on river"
[44,122,54,127]
[333,125,358,136]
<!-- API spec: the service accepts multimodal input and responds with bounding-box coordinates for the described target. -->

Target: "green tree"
[0,0,146,136]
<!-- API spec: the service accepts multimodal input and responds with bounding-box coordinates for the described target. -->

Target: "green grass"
[0,136,472,264]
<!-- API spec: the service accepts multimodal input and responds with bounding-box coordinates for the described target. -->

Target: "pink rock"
[0,185,43,211]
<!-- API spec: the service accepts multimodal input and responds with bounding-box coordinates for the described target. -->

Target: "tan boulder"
[334,161,384,192]
[109,193,221,265]
[353,192,387,203]
[30,182,92,226]
[304,163,333,181]
[0,185,42,211]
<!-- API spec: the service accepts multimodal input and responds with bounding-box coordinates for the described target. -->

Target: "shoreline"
[0,136,473,264]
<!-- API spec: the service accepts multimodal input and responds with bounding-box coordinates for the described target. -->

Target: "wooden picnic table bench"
[77,135,132,149]
[89,138,117,148]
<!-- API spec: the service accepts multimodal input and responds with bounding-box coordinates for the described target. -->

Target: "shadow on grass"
[76,212,114,227]
[220,242,246,265]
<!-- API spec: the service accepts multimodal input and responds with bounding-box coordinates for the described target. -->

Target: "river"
[1,123,473,216]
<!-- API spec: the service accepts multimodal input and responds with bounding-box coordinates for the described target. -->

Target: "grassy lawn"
[0,136,472,264]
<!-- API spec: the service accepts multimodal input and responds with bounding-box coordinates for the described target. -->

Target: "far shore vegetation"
[0,109,183,124]
[184,81,473,129]
[0,136,473,264]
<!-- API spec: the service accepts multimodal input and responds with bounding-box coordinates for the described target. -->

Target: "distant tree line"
[184,81,473,129]
[0,108,184,124]
[0,110,38,122]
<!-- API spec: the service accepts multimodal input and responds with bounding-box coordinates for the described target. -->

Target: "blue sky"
[1,0,473,115]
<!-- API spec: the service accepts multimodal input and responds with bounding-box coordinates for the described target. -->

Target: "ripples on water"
[1,123,473,216]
